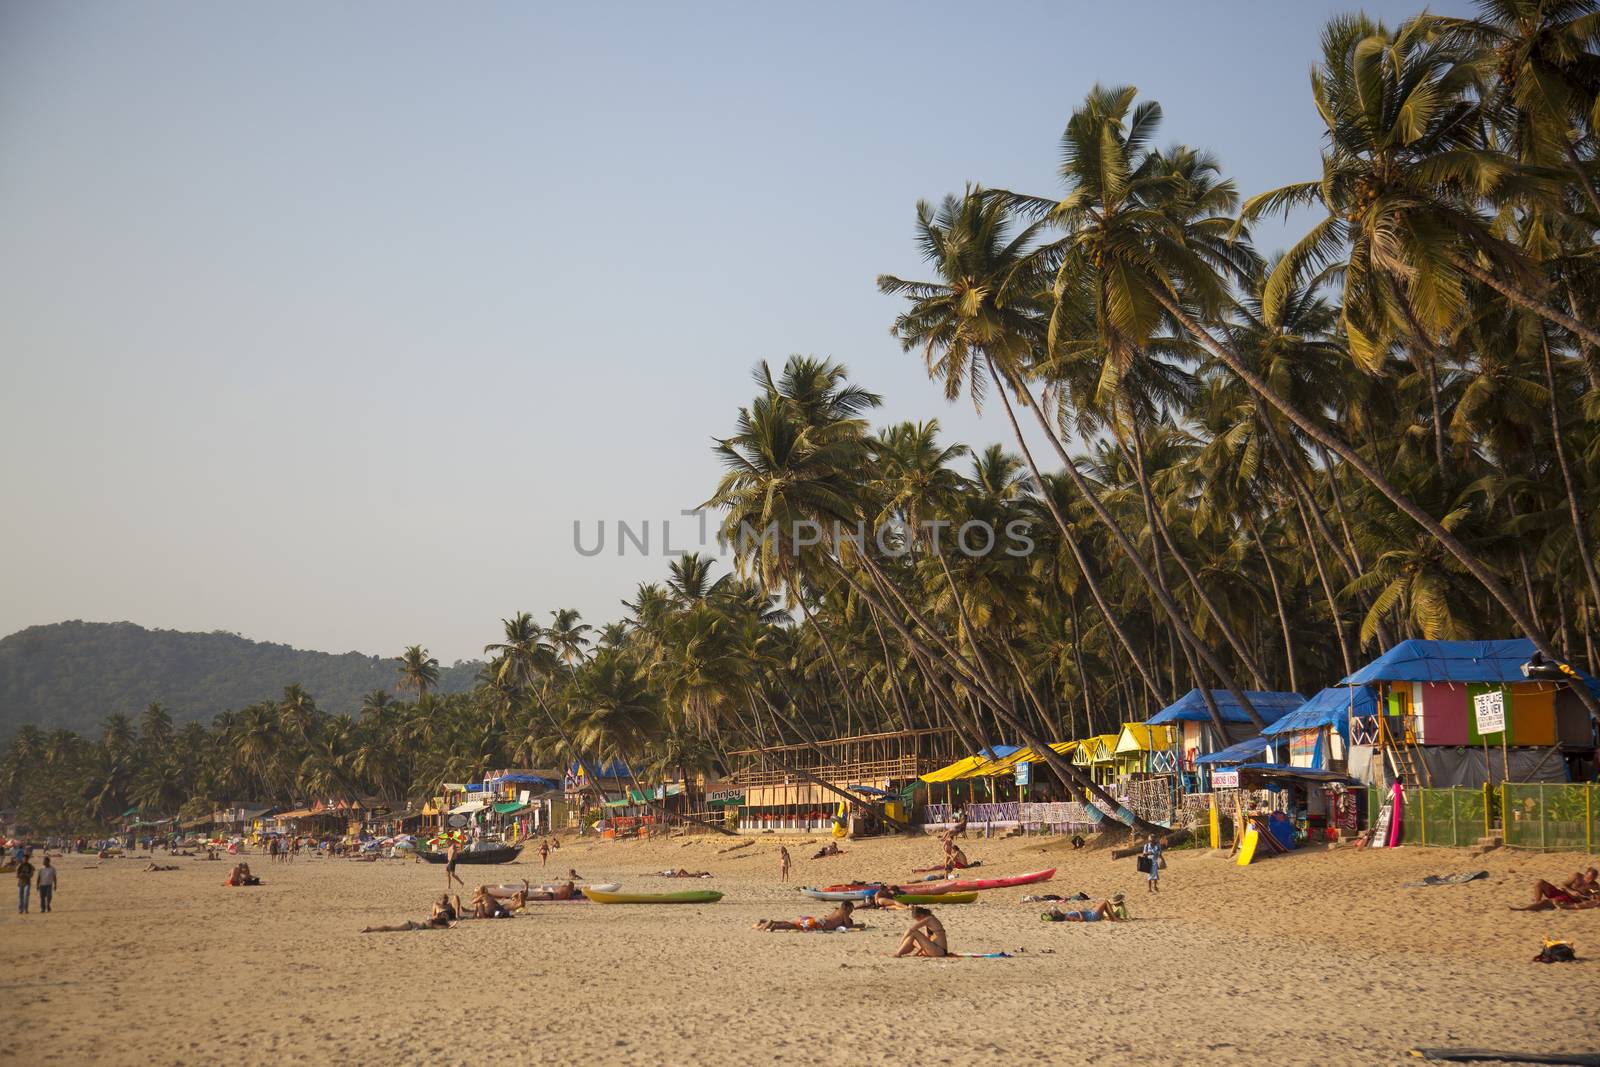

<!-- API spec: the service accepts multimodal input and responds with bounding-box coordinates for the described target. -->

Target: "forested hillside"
[0,621,479,736]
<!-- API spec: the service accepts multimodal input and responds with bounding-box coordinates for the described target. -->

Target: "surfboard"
[1208,795,1220,850]
[1236,825,1260,866]
[1373,787,1396,848]
[1387,781,1404,847]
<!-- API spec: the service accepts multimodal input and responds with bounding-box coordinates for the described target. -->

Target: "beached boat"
[799,885,881,902]
[892,892,978,904]
[485,882,619,900]
[417,844,522,865]
[582,888,723,904]
[914,868,1055,893]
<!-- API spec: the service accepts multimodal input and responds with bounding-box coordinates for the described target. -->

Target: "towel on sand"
[1403,871,1489,888]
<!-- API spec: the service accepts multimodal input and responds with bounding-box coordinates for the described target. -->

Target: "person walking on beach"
[778,845,790,882]
[36,856,56,912]
[16,853,35,914]
[540,839,550,868]
[1141,834,1164,894]
[444,841,465,892]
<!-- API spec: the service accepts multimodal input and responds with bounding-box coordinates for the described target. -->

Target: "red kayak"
[914,868,1056,893]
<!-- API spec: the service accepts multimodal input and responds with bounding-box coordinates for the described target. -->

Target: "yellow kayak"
[893,892,978,904]
[581,888,723,904]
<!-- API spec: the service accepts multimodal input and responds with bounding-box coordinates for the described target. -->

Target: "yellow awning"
[1114,723,1174,754]
[1088,734,1120,763]
[966,741,1079,777]
[921,755,995,783]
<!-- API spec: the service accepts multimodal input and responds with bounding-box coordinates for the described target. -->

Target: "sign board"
[1014,761,1031,787]
[1473,690,1506,735]
[446,813,469,828]
[706,787,745,806]
[1211,769,1239,789]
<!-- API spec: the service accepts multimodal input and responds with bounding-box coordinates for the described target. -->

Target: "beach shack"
[1113,722,1177,778]
[1340,639,1596,787]
[1146,689,1305,792]
[726,727,957,833]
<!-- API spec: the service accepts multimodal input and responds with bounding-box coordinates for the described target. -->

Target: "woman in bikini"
[893,907,948,957]
[754,901,860,931]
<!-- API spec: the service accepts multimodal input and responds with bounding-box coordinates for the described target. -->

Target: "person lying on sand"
[1041,895,1127,923]
[754,901,861,932]
[1562,868,1599,897]
[892,906,947,957]
[363,895,459,932]
[811,842,842,860]
[661,868,711,878]
[1512,877,1600,911]
[523,880,578,901]
[865,885,911,910]
[144,863,178,872]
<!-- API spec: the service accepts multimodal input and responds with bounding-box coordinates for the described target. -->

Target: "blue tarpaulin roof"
[1195,736,1271,765]
[1146,689,1305,726]
[1343,639,1544,684]
[1263,686,1378,739]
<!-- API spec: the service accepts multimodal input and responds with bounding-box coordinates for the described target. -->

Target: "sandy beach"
[4,833,1597,1066]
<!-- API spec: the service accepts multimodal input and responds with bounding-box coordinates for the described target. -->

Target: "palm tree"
[397,645,440,700]
[1004,83,1598,720]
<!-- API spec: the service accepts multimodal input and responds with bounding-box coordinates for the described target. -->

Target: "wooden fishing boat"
[417,844,523,865]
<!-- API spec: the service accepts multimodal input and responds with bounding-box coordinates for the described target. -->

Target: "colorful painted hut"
[1145,689,1305,790]
[1341,639,1597,786]
[1260,686,1377,773]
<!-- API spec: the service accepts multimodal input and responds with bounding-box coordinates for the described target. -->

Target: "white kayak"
[485,882,619,900]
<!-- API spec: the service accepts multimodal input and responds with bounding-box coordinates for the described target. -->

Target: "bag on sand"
[1533,938,1577,964]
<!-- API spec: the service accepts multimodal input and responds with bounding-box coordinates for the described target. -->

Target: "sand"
[3,832,1597,1065]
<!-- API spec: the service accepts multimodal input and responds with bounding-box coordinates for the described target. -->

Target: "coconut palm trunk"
[991,358,1267,730]
[1154,290,1600,722]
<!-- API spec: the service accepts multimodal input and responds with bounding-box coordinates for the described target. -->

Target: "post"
[1450,788,1457,848]
[1418,786,1425,846]
[1483,781,1491,840]
[1540,784,1547,852]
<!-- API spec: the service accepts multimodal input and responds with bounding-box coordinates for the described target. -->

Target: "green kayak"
[893,892,978,905]
[581,888,724,904]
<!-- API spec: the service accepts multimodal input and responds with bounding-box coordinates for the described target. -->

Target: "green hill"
[0,621,480,736]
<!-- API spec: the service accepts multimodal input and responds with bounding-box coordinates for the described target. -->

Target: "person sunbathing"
[1562,868,1599,897]
[661,868,711,878]
[811,842,842,860]
[363,895,459,932]
[1512,877,1600,911]
[224,863,260,886]
[865,885,911,910]
[754,901,861,932]
[1041,896,1126,923]
[525,880,579,901]
[893,906,948,957]
[144,863,178,872]
[468,885,518,919]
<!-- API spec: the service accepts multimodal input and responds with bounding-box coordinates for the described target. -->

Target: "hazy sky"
[0,0,1467,663]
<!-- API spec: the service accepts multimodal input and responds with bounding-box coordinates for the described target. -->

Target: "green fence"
[1501,784,1600,852]
[1371,783,1598,852]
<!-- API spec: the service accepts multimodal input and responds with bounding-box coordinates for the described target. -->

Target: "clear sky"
[0,0,1468,664]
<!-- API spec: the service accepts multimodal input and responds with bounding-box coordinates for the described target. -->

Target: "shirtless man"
[1512,873,1600,911]
[363,894,458,932]
[893,906,948,957]
[444,842,466,892]
[754,900,861,931]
